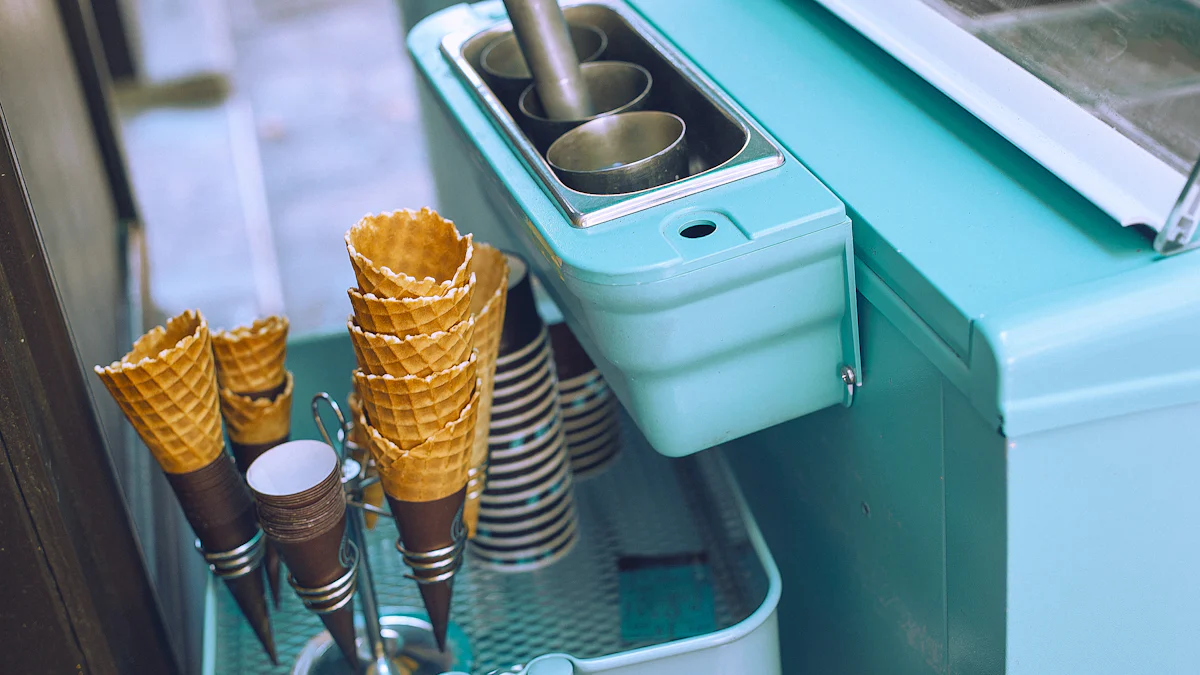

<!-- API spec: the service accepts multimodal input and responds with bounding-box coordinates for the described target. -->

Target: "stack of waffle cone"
[94,310,276,663]
[346,208,484,651]
[212,316,293,609]
[463,244,509,538]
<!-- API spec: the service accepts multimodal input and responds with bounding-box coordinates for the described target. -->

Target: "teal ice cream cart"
[394,1,1200,673]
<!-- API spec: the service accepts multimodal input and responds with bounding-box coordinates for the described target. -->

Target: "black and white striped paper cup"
[550,324,620,480]
[471,255,578,571]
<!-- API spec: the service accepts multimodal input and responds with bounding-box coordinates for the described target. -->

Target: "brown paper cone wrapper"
[465,244,510,537]
[253,461,357,670]
[354,354,478,448]
[212,315,289,394]
[277,526,358,670]
[386,486,467,652]
[346,208,474,298]
[348,316,475,377]
[96,311,273,658]
[221,374,293,607]
[166,454,276,663]
[94,310,225,474]
[364,385,480,500]
[347,277,474,338]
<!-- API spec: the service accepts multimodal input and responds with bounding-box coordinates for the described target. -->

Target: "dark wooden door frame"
[0,109,180,674]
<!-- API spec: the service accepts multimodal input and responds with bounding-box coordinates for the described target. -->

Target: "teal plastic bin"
[408,0,861,457]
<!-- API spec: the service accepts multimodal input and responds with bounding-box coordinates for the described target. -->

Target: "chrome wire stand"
[290,393,467,675]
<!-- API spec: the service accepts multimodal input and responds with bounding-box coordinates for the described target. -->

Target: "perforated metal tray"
[203,415,774,674]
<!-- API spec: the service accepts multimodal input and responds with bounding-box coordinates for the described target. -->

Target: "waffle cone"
[347,272,475,337]
[364,385,480,502]
[346,208,474,298]
[348,316,476,377]
[219,372,294,445]
[354,353,477,447]
[94,310,224,474]
[212,316,289,394]
[464,244,509,537]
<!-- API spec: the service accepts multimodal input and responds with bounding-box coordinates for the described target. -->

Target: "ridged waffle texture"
[219,372,294,445]
[94,310,225,474]
[464,245,509,536]
[346,208,474,298]
[365,385,480,502]
[354,353,478,447]
[212,316,289,393]
[348,316,476,377]
[346,277,474,337]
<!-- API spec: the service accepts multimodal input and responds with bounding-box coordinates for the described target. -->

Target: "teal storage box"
[408,1,861,456]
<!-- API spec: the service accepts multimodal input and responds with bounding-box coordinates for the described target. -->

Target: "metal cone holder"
[195,530,267,581]
[287,539,359,616]
[291,393,467,675]
[397,522,467,586]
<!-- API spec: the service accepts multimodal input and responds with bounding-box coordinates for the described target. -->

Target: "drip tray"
[205,415,776,674]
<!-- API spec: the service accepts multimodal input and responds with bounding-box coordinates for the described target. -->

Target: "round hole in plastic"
[679,220,716,239]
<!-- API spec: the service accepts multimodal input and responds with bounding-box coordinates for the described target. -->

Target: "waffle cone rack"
[302,393,467,675]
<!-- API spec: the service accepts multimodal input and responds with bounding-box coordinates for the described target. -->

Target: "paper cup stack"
[345,208,503,651]
[94,310,276,663]
[473,254,579,572]
[549,323,620,480]
[248,440,358,670]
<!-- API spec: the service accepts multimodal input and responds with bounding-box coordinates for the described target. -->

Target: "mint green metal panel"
[1006,402,1200,674]
[943,386,1006,675]
[726,298,951,674]
[630,0,1155,352]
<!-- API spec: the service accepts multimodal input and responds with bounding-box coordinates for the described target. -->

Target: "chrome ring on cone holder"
[195,530,266,581]
[288,539,359,616]
[396,527,467,585]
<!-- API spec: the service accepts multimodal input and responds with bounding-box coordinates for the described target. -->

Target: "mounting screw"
[840,365,857,405]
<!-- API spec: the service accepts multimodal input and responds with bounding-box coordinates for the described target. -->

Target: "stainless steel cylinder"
[547,111,689,194]
[501,0,594,120]
[481,23,607,107]
[518,61,651,152]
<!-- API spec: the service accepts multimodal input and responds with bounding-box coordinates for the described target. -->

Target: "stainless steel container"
[517,61,651,152]
[547,111,688,194]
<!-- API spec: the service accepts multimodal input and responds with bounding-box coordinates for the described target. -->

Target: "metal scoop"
[501,0,595,120]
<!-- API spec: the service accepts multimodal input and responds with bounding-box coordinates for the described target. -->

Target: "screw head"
[840,365,857,386]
